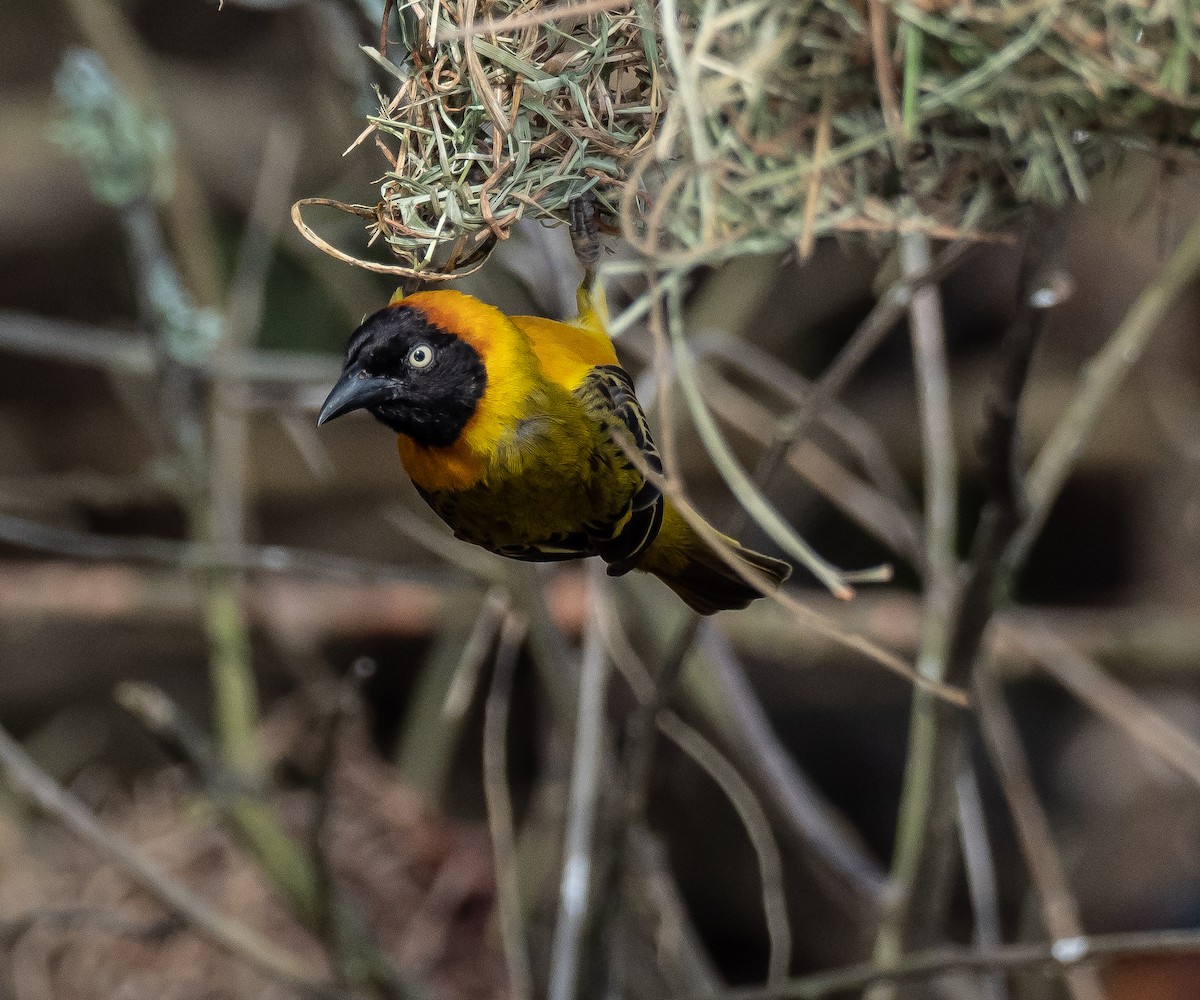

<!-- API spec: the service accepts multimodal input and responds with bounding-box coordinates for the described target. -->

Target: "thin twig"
[0,512,458,587]
[690,331,917,523]
[1008,208,1200,569]
[1014,626,1200,787]
[0,310,336,386]
[955,764,1008,1000]
[483,612,535,1000]
[600,597,882,953]
[614,441,966,703]
[661,284,858,599]
[869,229,959,990]
[637,281,951,700]
[893,209,1069,956]
[548,563,612,1000]
[975,668,1106,1000]
[875,211,1069,968]
[692,626,886,914]
[744,238,976,517]
[690,363,922,566]
[659,711,792,985]
[945,207,1070,686]
[676,927,1200,1000]
[0,722,334,996]
[907,228,959,622]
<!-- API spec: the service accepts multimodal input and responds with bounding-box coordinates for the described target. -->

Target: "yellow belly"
[409,405,642,556]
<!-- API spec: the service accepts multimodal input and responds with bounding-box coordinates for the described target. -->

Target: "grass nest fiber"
[293,0,1200,279]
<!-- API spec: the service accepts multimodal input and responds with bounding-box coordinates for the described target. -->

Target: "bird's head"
[317,296,488,448]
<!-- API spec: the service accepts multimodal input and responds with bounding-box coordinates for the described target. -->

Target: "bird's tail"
[636,502,792,615]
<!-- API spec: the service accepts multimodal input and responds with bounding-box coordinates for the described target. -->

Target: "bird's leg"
[568,194,609,328]
[569,194,602,288]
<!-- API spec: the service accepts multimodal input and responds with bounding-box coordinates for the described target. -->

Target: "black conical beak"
[317,370,394,426]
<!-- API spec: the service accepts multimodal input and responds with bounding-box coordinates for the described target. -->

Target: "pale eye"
[407,344,434,369]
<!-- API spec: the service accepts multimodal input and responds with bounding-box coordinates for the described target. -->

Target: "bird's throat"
[396,431,490,493]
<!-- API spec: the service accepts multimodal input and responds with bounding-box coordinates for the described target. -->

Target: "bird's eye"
[407,344,434,369]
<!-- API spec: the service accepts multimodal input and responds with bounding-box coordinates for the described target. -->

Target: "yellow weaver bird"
[317,285,791,614]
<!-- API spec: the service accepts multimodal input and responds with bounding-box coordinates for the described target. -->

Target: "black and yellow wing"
[414,364,664,573]
[572,364,664,576]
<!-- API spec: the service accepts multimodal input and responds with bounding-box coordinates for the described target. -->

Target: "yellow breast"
[393,291,618,494]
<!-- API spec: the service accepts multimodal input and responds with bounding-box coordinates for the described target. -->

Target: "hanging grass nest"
[294,0,1200,279]
[293,0,662,279]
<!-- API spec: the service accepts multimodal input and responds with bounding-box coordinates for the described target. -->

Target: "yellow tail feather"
[636,503,792,615]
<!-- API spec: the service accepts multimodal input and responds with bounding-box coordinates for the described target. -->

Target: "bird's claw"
[569,194,602,288]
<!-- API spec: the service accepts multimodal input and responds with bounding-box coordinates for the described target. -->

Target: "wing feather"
[414,364,664,573]
[575,365,664,575]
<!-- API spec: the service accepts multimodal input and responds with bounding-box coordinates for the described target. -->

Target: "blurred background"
[3,1,1200,998]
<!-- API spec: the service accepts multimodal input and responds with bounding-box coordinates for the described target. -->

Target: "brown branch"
[1014,626,1200,787]
[0,512,458,587]
[0,310,337,387]
[743,237,976,521]
[307,661,374,988]
[681,927,1200,1000]
[841,210,1066,985]
[866,0,904,145]
[483,612,535,1000]
[692,626,886,916]
[944,207,1070,689]
[894,208,1071,950]
[691,331,915,513]
[1007,207,1200,569]
[0,721,335,996]
[975,668,1105,1000]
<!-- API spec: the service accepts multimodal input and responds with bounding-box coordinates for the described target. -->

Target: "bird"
[317,285,791,614]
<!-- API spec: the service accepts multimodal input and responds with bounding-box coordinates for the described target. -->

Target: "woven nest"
[293,0,1200,279]
[293,0,661,279]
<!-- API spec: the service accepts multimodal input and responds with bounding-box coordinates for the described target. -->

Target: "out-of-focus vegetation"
[2,2,1200,1000]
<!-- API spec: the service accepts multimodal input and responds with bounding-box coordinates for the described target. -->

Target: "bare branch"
[955,764,1007,1000]
[1015,627,1200,787]
[0,310,336,387]
[677,927,1200,1000]
[1008,208,1200,569]
[483,612,535,1000]
[869,229,959,991]
[875,209,1069,965]
[746,238,975,509]
[0,511,458,587]
[692,626,886,913]
[660,710,792,985]
[0,721,335,997]
[548,563,612,1000]
[975,669,1105,1000]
